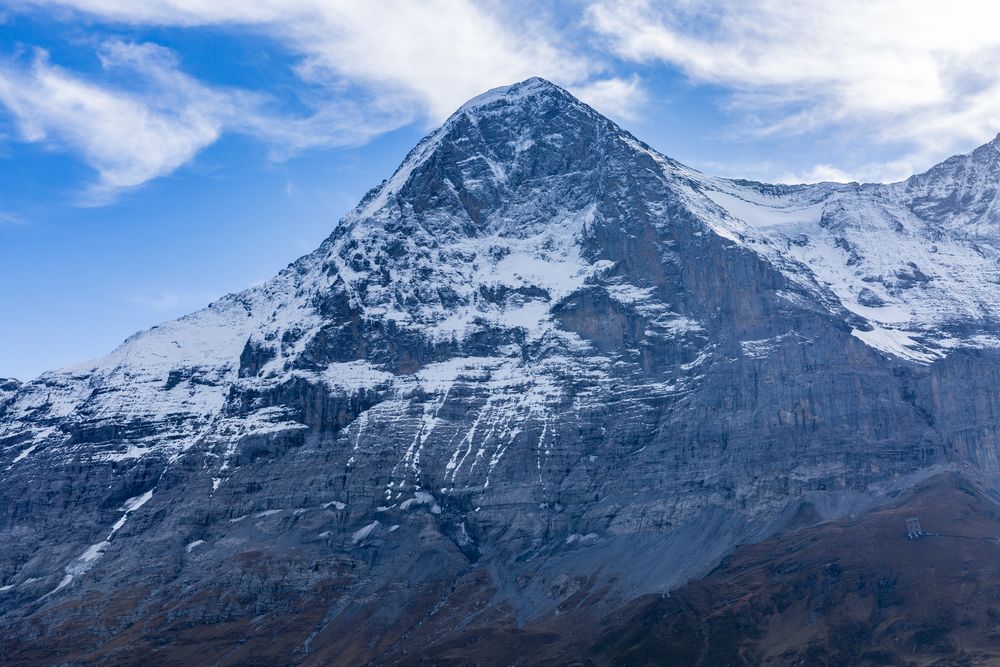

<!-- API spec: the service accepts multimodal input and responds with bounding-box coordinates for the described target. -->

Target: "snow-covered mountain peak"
[315,85,642,352]
[895,136,1000,236]
[456,76,577,114]
[5,79,664,441]
[348,76,622,227]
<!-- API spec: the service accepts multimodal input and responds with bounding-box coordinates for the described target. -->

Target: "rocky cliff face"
[4,78,1000,664]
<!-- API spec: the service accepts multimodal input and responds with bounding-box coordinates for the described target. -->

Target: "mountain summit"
[5,78,1000,664]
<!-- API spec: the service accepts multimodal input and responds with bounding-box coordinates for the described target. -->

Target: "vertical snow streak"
[388,369,457,499]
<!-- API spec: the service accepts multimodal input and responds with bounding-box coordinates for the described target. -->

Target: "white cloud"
[0,211,25,225]
[0,43,242,202]
[573,74,647,121]
[14,0,617,120]
[1,0,644,200]
[587,0,1000,181]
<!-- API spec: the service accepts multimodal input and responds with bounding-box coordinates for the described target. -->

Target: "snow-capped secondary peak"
[690,133,1000,362]
[897,136,1000,235]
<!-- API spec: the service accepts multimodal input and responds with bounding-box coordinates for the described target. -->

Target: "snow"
[60,488,155,582]
[186,540,204,552]
[851,326,941,363]
[102,445,155,462]
[10,442,41,465]
[458,77,562,114]
[351,521,380,544]
[399,491,442,514]
[123,489,154,513]
[741,335,791,359]
[703,189,825,231]
[317,361,395,392]
[332,202,603,347]
[41,574,74,599]
[66,541,109,575]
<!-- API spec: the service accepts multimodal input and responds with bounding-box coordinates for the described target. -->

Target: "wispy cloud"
[573,73,647,121]
[11,1,631,120]
[0,40,420,203]
[1,0,643,201]
[0,43,236,203]
[587,0,1000,181]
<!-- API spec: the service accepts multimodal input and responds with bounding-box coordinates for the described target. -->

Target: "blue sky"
[4,1,1000,379]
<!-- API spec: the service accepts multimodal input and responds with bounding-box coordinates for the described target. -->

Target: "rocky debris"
[366,472,1000,666]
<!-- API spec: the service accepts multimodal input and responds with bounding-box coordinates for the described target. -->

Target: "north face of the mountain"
[3,78,1000,664]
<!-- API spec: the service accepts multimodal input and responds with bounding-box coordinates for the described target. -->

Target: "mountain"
[4,77,1000,664]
